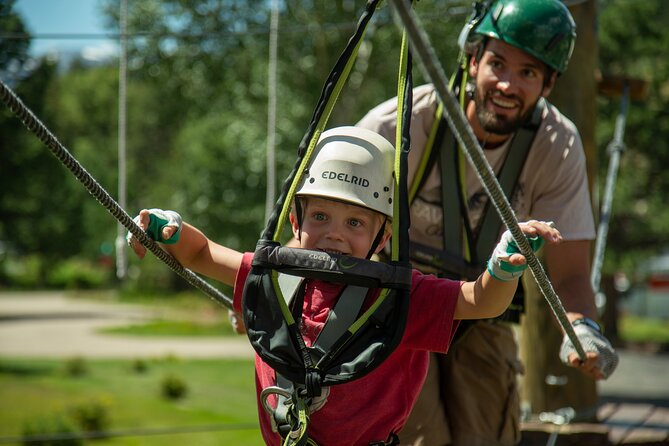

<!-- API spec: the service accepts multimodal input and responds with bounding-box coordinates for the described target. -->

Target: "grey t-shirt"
[357,84,595,252]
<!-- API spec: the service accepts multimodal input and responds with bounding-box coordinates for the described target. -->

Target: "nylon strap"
[250,1,414,444]
[474,98,545,263]
[409,84,545,278]
[264,0,383,244]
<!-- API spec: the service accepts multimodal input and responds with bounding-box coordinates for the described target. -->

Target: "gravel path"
[2,291,668,404]
[0,291,253,359]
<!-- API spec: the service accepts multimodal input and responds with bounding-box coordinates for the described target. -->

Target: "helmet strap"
[365,216,388,260]
[294,197,305,241]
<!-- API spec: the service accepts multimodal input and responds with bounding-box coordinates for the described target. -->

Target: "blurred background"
[1,0,668,444]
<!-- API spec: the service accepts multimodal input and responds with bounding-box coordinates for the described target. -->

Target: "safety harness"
[241,1,413,444]
[408,63,545,322]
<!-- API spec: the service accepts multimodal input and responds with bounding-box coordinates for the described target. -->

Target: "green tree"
[0,0,31,84]
[45,63,125,256]
[596,0,669,276]
[99,0,467,251]
[0,59,89,285]
[0,0,473,290]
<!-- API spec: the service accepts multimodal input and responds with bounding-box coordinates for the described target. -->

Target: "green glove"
[127,208,182,245]
[145,209,182,244]
[487,228,545,281]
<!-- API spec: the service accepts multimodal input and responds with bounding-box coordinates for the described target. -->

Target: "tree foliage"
[2,0,666,289]
[0,0,31,84]
[596,0,669,275]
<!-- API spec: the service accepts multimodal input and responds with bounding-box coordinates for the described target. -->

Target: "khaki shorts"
[399,322,524,446]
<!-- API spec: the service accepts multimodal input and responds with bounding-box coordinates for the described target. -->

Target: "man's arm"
[545,239,597,321]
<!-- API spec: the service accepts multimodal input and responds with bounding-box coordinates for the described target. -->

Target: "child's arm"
[455,220,562,320]
[127,209,242,287]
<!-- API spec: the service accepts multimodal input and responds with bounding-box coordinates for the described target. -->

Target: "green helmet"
[468,0,576,73]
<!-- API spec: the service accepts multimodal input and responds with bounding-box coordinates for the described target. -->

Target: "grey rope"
[389,0,586,360]
[264,0,279,222]
[591,83,629,293]
[0,79,233,310]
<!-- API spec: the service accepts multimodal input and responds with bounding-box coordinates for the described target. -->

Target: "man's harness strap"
[242,1,413,444]
[409,91,546,282]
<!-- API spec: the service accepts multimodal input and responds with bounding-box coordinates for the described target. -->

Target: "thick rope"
[115,0,129,280]
[0,79,233,310]
[388,0,587,360]
[264,0,279,223]
[591,84,628,293]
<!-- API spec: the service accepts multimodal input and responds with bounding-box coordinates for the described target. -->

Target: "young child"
[128,126,561,446]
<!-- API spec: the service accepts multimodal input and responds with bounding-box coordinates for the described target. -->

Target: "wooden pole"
[519,0,599,421]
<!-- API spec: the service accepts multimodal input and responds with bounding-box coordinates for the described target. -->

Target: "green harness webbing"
[242,1,414,444]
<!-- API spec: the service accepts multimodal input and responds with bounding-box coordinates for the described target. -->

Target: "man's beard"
[474,88,535,135]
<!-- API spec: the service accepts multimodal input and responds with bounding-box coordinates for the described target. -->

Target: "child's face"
[290,197,390,259]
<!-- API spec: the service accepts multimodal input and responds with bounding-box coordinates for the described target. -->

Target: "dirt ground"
[0,291,253,359]
[1,290,668,404]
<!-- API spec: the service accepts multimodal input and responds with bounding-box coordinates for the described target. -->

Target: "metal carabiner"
[260,385,293,418]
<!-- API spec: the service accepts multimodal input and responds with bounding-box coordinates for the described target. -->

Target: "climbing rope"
[265,0,280,223]
[0,79,233,310]
[591,83,629,294]
[388,0,587,360]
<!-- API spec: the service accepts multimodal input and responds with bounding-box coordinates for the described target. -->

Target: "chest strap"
[409,97,545,279]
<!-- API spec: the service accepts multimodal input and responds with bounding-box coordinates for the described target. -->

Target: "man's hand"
[488,220,562,281]
[126,209,183,259]
[559,320,618,380]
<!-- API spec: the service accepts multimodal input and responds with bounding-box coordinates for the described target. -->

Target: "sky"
[14,0,118,60]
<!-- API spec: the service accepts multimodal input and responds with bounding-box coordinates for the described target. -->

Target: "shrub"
[160,373,188,400]
[130,358,148,374]
[63,357,87,377]
[3,255,41,289]
[21,414,83,446]
[68,398,111,434]
[47,258,109,289]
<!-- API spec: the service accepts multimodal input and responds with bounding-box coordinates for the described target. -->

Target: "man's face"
[470,39,555,135]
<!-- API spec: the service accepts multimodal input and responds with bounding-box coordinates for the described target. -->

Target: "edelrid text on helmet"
[296,126,395,218]
[468,0,576,73]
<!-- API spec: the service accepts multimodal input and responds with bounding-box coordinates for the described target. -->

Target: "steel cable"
[389,0,586,360]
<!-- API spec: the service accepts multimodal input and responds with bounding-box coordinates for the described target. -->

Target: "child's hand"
[228,310,247,334]
[488,220,562,281]
[126,209,183,259]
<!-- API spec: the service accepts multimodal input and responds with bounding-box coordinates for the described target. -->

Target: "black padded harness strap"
[253,242,412,290]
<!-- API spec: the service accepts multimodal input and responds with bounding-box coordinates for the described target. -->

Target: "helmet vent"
[491,3,504,23]
[545,32,565,52]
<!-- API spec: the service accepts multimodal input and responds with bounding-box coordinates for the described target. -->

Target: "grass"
[100,319,238,337]
[2,289,667,445]
[0,357,264,445]
[88,289,240,337]
[619,314,669,344]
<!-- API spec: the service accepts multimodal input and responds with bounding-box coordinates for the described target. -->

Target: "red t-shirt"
[233,252,461,445]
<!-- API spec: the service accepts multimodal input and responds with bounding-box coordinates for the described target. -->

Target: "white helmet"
[296,126,395,218]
